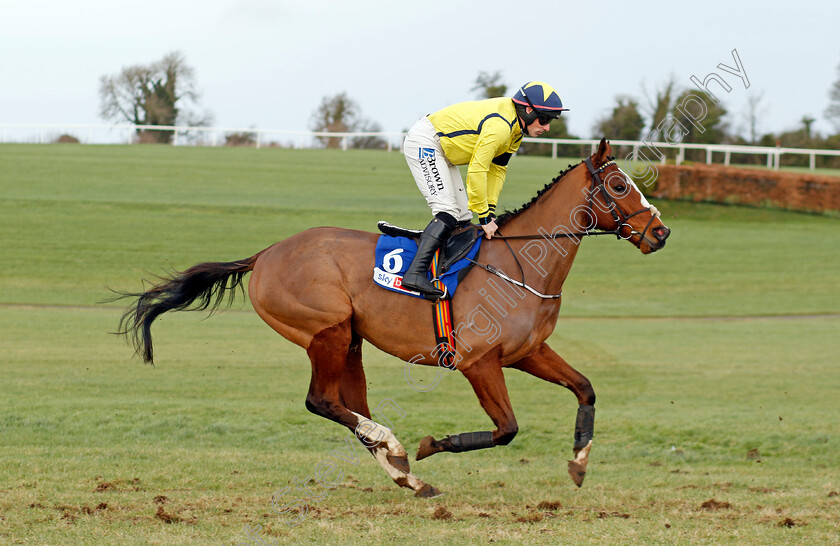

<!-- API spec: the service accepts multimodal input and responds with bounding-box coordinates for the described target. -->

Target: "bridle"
[467,157,660,300]
[494,158,658,243]
[582,157,660,244]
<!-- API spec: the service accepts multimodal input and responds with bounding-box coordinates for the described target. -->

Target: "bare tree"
[310,92,361,148]
[471,71,508,99]
[743,91,767,144]
[99,51,211,144]
[351,119,387,150]
[310,92,386,149]
[641,74,678,135]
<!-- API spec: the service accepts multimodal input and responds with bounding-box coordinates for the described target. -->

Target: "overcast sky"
[1,0,838,141]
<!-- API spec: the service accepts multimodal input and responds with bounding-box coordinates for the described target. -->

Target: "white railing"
[3,123,840,171]
[523,137,840,171]
[0,123,407,152]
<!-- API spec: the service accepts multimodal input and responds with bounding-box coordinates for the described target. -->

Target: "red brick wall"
[650,165,840,214]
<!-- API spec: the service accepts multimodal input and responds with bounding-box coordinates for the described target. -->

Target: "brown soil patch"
[94,482,114,492]
[516,513,543,523]
[778,517,806,527]
[828,491,839,497]
[700,499,732,510]
[432,506,453,520]
[537,501,562,510]
[153,495,169,504]
[155,505,180,524]
[598,511,631,519]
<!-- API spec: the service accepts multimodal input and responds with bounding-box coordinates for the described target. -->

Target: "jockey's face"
[523,107,551,137]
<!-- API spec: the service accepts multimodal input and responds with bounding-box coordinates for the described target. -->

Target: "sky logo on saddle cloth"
[373,235,481,299]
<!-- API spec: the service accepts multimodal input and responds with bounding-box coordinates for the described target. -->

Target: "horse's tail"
[116,251,265,365]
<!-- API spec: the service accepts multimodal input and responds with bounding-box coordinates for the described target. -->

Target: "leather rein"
[467,159,657,300]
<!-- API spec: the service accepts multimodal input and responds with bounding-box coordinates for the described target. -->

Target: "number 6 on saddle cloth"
[372,222,482,301]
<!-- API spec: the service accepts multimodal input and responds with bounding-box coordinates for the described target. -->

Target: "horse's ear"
[596,137,611,162]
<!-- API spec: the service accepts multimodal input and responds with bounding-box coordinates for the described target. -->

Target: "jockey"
[401,81,569,299]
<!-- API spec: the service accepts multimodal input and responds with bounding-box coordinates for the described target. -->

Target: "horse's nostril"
[653,226,670,240]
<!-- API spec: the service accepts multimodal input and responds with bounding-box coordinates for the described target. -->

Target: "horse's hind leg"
[510,343,596,487]
[338,332,371,417]
[306,319,439,498]
[416,347,518,460]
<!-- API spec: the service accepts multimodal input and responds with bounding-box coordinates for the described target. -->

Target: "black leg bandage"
[574,405,595,450]
[445,431,495,452]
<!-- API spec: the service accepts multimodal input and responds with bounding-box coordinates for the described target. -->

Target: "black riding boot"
[401,215,454,299]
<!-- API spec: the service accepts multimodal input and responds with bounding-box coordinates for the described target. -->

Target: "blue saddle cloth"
[373,235,481,299]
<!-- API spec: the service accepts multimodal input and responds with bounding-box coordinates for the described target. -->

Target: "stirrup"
[419,281,447,302]
[402,275,445,300]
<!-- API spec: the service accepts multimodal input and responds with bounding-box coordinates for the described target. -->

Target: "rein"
[467,158,657,300]
[492,159,654,242]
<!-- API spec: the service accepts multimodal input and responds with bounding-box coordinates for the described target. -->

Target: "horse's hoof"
[415,483,443,498]
[567,440,592,488]
[567,460,586,487]
[416,436,438,461]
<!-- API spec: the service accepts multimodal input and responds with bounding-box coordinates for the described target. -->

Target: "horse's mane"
[495,163,577,227]
[495,154,617,227]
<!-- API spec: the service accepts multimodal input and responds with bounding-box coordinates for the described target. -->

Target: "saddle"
[377,221,480,276]
[376,221,473,369]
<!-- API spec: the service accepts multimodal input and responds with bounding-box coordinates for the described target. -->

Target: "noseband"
[583,157,658,244]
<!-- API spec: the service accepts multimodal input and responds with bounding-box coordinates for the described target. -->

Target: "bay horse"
[118,138,670,498]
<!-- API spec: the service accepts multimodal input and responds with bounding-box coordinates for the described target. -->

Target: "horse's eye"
[614,184,626,193]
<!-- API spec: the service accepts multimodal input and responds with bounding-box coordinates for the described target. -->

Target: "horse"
[117,138,670,498]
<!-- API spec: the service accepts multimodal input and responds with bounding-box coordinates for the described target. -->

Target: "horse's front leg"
[510,343,595,487]
[416,347,518,460]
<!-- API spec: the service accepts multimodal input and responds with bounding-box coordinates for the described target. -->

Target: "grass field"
[1,144,839,544]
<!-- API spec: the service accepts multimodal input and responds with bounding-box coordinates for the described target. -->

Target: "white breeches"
[403,117,472,222]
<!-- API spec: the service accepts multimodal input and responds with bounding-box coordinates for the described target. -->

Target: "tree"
[641,75,678,134]
[593,96,645,141]
[743,91,767,144]
[351,119,387,150]
[471,71,508,99]
[825,60,840,132]
[99,51,211,144]
[672,89,729,145]
[800,115,816,139]
[309,92,385,149]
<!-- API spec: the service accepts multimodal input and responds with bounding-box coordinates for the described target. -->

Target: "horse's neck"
[502,167,588,292]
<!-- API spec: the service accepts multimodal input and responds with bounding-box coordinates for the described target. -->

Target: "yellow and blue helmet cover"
[512,81,569,114]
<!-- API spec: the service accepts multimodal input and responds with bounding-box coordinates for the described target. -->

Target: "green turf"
[1,144,838,544]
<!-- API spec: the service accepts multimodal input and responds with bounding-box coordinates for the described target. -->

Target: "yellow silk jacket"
[428,97,523,220]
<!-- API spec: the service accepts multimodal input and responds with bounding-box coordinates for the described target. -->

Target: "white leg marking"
[351,411,429,490]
